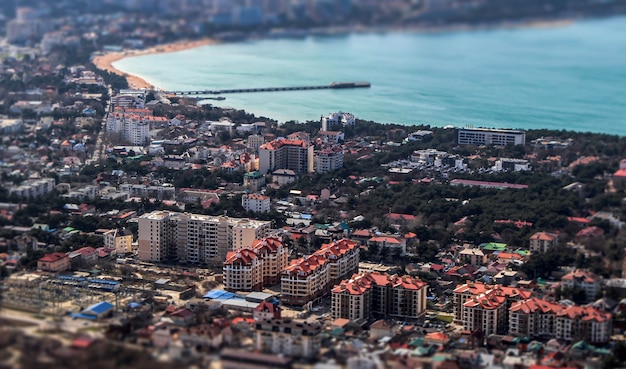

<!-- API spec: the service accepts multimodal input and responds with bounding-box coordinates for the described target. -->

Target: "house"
[459,248,486,266]
[253,301,281,320]
[37,252,70,272]
[367,235,407,255]
[369,320,397,340]
[168,308,195,326]
[575,226,604,243]
[384,213,417,229]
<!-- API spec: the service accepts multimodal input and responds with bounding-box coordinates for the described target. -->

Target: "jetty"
[166,81,371,96]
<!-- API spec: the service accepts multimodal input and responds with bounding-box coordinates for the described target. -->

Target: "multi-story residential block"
[463,289,508,335]
[561,269,602,303]
[453,282,532,333]
[457,127,526,146]
[37,252,70,272]
[315,146,344,173]
[509,298,563,338]
[281,239,359,306]
[510,297,614,343]
[254,318,321,359]
[8,178,55,199]
[529,231,559,253]
[137,211,271,264]
[258,138,314,175]
[247,134,265,154]
[555,305,612,343]
[223,236,288,292]
[120,183,176,200]
[242,193,271,213]
[331,271,427,322]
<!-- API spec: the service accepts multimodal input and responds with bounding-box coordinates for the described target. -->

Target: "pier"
[166,81,371,96]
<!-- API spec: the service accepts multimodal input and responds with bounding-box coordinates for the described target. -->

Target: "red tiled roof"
[556,305,611,322]
[530,231,558,241]
[39,252,68,262]
[561,269,600,283]
[509,298,562,314]
[385,213,416,221]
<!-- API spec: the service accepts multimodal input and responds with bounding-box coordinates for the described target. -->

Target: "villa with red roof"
[367,235,407,255]
[529,231,559,253]
[331,271,427,322]
[281,239,359,306]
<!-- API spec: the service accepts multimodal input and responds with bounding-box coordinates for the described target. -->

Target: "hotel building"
[137,211,271,264]
[281,239,359,306]
[457,128,526,146]
[331,272,427,322]
[258,138,314,175]
[223,236,289,292]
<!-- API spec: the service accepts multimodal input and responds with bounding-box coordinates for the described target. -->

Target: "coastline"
[91,38,217,90]
[98,17,576,92]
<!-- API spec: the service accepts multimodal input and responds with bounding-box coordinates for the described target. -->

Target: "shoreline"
[91,38,217,90]
[94,17,576,92]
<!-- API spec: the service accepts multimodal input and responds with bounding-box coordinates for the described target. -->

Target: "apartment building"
[561,269,602,303]
[258,138,314,175]
[120,183,176,201]
[9,178,56,199]
[510,298,612,343]
[457,128,526,146]
[223,236,288,292]
[137,211,271,264]
[242,193,271,213]
[254,318,322,359]
[314,146,344,173]
[106,111,151,145]
[453,282,532,332]
[281,239,359,306]
[529,231,559,253]
[321,112,355,131]
[331,271,427,322]
[458,248,486,266]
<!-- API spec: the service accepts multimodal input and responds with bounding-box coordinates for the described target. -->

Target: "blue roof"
[203,289,243,300]
[83,301,114,315]
[71,313,97,320]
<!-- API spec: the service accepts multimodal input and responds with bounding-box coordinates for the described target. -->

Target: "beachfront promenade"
[166,81,371,96]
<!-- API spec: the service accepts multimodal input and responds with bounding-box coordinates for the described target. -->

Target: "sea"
[113,17,626,136]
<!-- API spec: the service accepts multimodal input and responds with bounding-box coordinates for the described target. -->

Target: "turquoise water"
[114,17,626,135]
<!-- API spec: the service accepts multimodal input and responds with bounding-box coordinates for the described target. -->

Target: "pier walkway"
[166,81,370,96]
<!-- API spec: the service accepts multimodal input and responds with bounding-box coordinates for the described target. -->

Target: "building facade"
[137,211,271,264]
[561,269,602,303]
[281,239,359,306]
[9,178,56,199]
[331,271,427,322]
[457,128,526,146]
[37,252,70,272]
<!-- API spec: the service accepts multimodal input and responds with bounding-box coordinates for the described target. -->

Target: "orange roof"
[463,289,506,310]
[561,269,600,283]
[425,332,450,343]
[332,271,426,295]
[530,231,558,241]
[224,249,258,265]
[453,282,532,300]
[283,239,358,277]
[556,305,611,322]
[509,297,563,314]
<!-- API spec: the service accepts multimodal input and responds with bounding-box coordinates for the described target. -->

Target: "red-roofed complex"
[223,236,288,292]
[281,239,359,306]
[331,271,427,322]
[37,252,70,272]
[529,231,559,253]
[453,282,532,334]
[259,138,314,175]
[561,269,602,303]
[509,297,613,343]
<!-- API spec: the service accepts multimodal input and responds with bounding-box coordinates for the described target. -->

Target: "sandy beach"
[92,38,216,90]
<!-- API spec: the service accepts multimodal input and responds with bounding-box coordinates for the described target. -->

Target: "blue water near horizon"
[113,17,626,136]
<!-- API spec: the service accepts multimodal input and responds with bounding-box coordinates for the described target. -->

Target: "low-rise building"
[37,252,70,272]
[529,231,559,253]
[242,193,271,213]
[254,318,321,359]
[458,248,486,266]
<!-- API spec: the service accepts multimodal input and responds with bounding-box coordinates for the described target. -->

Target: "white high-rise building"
[137,211,271,264]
